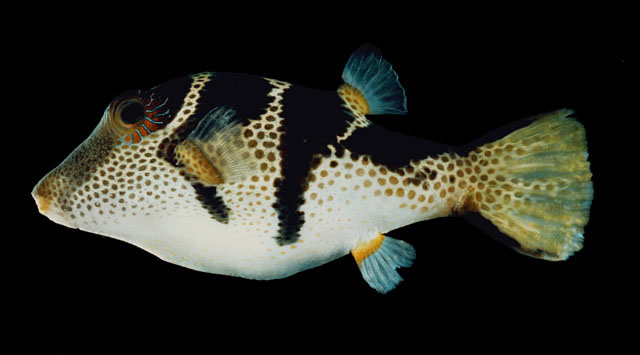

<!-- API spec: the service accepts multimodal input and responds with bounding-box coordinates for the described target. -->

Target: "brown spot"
[311,157,322,168]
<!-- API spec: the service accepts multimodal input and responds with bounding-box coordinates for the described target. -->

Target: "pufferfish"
[32,45,593,293]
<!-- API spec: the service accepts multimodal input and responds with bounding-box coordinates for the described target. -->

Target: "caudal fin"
[461,109,593,260]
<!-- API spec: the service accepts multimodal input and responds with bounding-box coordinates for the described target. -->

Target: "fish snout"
[32,176,53,214]
[32,171,75,228]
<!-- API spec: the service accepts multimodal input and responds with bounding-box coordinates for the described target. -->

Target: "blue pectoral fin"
[342,44,408,115]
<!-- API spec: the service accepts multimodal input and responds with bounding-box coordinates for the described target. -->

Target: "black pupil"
[120,101,145,125]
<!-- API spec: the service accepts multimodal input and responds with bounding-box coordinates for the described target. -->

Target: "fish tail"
[458,109,593,260]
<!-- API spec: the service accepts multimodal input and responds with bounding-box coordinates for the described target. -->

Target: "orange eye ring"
[111,91,172,145]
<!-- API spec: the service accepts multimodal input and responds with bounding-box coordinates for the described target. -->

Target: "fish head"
[32,75,213,243]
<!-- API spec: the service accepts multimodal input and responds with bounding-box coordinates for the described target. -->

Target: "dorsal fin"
[341,44,407,115]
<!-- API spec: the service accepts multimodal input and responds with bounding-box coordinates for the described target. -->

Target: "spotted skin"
[33,66,592,286]
[32,70,455,278]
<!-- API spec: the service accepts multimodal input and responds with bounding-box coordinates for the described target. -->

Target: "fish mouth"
[32,183,76,229]
[32,188,51,214]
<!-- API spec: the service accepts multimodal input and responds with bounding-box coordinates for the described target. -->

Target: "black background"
[12,7,631,351]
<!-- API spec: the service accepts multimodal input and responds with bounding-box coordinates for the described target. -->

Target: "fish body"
[32,45,593,293]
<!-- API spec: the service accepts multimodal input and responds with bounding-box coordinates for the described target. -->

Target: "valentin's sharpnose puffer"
[33,45,593,293]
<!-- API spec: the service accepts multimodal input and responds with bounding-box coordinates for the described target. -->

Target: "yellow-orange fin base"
[339,84,370,115]
[351,234,416,294]
[174,139,225,185]
[175,107,257,185]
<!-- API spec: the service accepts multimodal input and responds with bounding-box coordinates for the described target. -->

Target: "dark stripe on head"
[192,183,229,223]
[274,85,355,245]
[148,75,195,127]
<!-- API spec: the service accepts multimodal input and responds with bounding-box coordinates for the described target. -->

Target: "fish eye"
[118,100,145,126]
[110,90,172,145]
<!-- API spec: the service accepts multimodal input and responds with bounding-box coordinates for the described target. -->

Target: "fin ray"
[175,107,257,185]
[352,234,416,294]
[461,109,593,260]
[342,44,407,115]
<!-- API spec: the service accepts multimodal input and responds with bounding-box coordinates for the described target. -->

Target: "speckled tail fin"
[351,234,416,294]
[341,44,407,115]
[461,109,593,260]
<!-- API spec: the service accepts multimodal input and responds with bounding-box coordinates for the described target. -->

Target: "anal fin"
[351,234,416,294]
